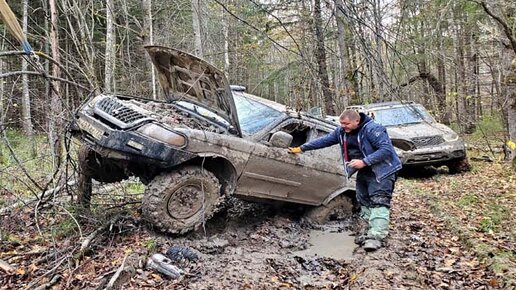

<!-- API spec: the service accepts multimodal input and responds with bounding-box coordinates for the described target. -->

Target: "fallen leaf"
[444,258,456,267]
[15,268,25,275]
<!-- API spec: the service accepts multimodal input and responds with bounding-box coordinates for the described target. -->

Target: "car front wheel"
[447,156,471,174]
[305,193,354,224]
[142,166,222,234]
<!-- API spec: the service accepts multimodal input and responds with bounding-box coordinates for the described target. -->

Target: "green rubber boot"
[364,206,390,251]
[354,206,371,245]
[360,206,371,220]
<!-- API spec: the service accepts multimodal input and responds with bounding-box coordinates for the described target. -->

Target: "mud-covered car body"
[328,102,469,173]
[70,46,354,233]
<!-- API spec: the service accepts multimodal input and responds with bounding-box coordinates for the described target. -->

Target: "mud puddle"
[293,222,355,261]
[293,228,355,260]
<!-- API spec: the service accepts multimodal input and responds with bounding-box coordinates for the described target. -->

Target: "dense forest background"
[0,0,515,168]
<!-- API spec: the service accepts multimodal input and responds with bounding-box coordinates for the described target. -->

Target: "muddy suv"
[330,102,470,173]
[70,46,355,234]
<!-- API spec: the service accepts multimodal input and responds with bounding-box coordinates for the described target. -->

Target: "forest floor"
[0,160,514,289]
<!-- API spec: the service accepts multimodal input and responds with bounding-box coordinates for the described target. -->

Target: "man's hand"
[288,147,302,154]
[348,159,366,169]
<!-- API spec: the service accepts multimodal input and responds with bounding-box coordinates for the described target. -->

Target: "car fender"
[191,152,240,196]
[321,185,356,206]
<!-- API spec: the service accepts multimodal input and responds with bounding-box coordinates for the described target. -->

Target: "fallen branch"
[75,215,128,261]
[0,259,15,273]
[0,180,77,216]
[25,255,69,289]
[104,253,140,290]
[33,274,61,290]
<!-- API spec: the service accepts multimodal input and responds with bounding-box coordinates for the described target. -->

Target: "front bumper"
[71,112,195,167]
[397,140,466,166]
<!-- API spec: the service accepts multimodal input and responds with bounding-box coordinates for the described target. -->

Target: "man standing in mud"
[288,110,401,251]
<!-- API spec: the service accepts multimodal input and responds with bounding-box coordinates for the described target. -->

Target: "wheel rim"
[166,182,205,219]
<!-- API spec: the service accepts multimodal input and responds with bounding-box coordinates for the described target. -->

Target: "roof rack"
[229,85,246,92]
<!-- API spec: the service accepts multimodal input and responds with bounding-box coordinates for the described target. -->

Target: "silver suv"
[70,46,355,234]
[328,101,470,173]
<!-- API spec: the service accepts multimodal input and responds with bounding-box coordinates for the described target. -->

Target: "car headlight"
[137,123,186,147]
[443,132,459,142]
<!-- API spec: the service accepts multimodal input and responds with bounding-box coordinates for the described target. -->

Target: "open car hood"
[145,45,240,136]
[386,122,452,139]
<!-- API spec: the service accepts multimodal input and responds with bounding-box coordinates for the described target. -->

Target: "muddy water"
[293,226,355,261]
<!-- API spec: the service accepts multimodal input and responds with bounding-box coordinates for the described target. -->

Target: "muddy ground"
[1,163,513,289]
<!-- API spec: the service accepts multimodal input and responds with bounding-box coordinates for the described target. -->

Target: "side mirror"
[269,131,293,148]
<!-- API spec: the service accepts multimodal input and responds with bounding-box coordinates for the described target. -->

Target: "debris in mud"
[166,245,199,262]
[146,253,182,279]
[195,237,229,254]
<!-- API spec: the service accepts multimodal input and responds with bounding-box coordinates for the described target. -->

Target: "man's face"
[339,117,360,133]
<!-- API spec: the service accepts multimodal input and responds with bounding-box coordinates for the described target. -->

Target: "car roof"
[232,90,337,128]
[347,101,418,111]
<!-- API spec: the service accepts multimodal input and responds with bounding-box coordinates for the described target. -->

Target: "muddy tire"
[142,166,222,234]
[305,194,354,224]
[447,156,471,174]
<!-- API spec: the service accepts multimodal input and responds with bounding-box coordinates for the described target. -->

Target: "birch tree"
[142,0,156,99]
[48,0,63,167]
[21,0,35,156]
[192,0,203,58]
[104,0,115,92]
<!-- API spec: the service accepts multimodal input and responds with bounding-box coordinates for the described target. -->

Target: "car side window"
[264,120,327,147]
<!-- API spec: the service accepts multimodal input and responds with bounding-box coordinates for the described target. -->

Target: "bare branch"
[0,70,91,91]
[211,0,300,56]
[476,1,516,54]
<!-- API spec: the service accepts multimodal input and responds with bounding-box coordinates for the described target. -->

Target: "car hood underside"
[145,45,241,136]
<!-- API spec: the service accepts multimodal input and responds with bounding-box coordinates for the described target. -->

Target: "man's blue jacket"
[300,113,402,182]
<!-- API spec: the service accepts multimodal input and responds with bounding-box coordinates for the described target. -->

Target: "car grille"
[411,135,445,147]
[94,96,153,129]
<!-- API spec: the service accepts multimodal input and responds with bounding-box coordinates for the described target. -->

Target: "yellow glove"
[288,147,302,154]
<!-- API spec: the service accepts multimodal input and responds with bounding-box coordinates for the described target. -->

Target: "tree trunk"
[0,29,4,164]
[506,57,516,166]
[222,0,230,75]
[453,6,466,132]
[49,0,63,167]
[313,0,335,116]
[142,0,156,99]
[436,56,449,124]
[104,0,115,93]
[372,0,384,98]
[335,0,351,109]
[464,32,477,133]
[192,0,203,58]
[21,0,35,156]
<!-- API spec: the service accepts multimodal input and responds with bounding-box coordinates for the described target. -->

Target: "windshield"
[233,93,284,135]
[371,104,435,126]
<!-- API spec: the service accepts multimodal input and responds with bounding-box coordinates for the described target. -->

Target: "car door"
[235,118,349,205]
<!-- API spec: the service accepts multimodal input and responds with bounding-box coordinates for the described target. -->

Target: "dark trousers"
[356,167,396,208]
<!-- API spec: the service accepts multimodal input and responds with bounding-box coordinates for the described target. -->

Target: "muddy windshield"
[234,94,284,135]
[372,104,435,126]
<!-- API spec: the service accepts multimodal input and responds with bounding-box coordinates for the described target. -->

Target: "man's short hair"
[339,110,360,121]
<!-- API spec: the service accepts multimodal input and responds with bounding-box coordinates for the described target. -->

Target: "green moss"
[457,194,478,208]
[143,239,157,252]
